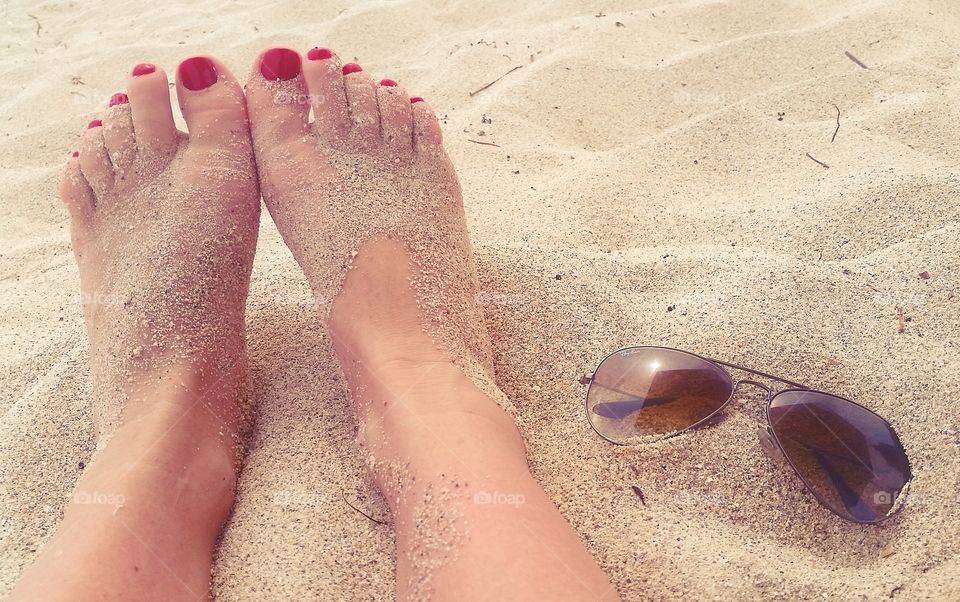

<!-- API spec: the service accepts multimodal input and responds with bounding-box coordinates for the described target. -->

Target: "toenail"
[132,63,156,77]
[178,57,219,91]
[260,47,301,81]
[87,119,102,128]
[108,92,129,107]
[307,47,333,61]
[342,63,363,75]
[409,97,424,104]
[71,151,79,158]
[379,79,398,87]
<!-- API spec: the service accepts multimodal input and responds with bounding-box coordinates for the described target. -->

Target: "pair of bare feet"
[12,48,617,600]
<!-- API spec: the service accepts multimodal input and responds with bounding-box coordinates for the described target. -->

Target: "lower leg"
[11,362,241,602]
[352,360,617,600]
[331,241,619,601]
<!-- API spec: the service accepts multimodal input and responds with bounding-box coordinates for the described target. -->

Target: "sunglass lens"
[586,347,734,443]
[767,390,911,523]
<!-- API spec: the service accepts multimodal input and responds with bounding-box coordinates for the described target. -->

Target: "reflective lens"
[768,390,912,523]
[586,347,734,443]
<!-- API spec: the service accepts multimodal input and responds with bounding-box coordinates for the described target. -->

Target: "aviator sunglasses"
[580,346,912,523]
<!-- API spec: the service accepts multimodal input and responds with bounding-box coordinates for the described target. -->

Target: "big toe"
[175,55,252,151]
[245,47,310,160]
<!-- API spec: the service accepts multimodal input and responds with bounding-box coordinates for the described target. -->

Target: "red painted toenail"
[307,47,333,61]
[132,63,156,77]
[87,119,102,128]
[379,79,397,87]
[109,92,129,107]
[409,97,424,103]
[178,57,219,91]
[260,48,301,81]
[342,63,362,75]
[71,151,79,158]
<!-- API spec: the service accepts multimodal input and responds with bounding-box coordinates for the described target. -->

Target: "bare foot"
[244,46,517,455]
[65,57,259,441]
[246,47,617,601]
[12,56,259,600]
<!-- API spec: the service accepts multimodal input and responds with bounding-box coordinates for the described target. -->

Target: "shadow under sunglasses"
[581,346,912,524]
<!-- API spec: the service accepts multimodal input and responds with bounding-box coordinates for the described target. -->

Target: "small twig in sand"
[805,152,830,169]
[28,14,41,37]
[831,104,841,143]
[896,306,906,334]
[844,50,869,69]
[631,485,646,506]
[469,66,523,97]
[467,139,501,147]
[342,490,386,525]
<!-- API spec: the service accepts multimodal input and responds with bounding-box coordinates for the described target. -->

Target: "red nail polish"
[178,57,219,91]
[109,92,129,107]
[342,63,362,75]
[260,47,301,81]
[307,47,333,61]
[87,119,102,128]
[132,63,156,77]
[410,97,424,104]
[380,79,397,87]
[71,151,79,158]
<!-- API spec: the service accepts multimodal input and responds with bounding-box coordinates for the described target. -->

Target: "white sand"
[1,0,958,599]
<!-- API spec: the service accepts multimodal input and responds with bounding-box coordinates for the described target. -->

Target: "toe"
[411,97,444,152]
[341,64,381,150]
[175,55,251,149]
[60,153,96,228]
[102,93,137,177]
[78,120,115,199]
[127,63,178,157]
[301,47,350,144]
[245,47,310,158]
[377,79,413,160]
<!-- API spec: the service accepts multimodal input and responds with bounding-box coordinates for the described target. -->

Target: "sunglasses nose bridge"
[734,379,774,398]
[757,426,787,464]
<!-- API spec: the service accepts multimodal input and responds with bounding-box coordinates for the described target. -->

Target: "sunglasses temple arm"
[707,358,808,389]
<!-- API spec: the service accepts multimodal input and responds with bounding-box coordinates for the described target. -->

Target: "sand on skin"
[0,0,958,600]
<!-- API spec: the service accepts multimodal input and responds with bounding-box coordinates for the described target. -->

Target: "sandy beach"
[1,0,958,599]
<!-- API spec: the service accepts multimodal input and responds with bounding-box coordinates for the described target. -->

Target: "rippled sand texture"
[1,0,958,599]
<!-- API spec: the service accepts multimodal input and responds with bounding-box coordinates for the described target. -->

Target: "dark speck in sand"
[631,485,646,505]
[667,305,675,312]
[555,274,562,280]
[78,461,85,470]
[919,271,931,280]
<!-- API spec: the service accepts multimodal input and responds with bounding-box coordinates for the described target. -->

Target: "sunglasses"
[580,346,912,524]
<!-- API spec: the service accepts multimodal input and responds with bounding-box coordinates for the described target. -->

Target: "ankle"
[110,357,245,453]
[72,415,238,537]
[343,351,528,477]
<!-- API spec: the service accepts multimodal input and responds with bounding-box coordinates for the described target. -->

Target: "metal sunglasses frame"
[579,345,912,524]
